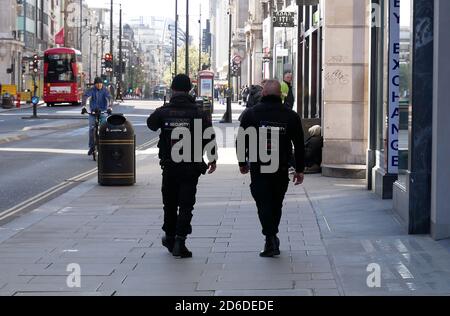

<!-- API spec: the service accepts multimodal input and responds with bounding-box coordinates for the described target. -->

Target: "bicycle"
[83,109,111,161]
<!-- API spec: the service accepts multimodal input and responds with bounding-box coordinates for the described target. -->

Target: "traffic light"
[101,74,109,85]
[33,55,39,73]
[104,53,113,73]
[231,60,241,77]
[28,55,39,75]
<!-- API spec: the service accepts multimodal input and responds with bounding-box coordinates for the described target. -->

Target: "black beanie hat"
[94,77,103,84]
[171,74,192,92]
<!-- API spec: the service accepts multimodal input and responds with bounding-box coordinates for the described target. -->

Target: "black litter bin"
[98,114,136,186]
[1,94,14,109]
[196,97,213,120]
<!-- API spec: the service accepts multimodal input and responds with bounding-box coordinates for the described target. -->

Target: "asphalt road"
[0,100,162,214]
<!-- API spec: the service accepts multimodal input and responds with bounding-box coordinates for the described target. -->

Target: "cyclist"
[81,77,113,156]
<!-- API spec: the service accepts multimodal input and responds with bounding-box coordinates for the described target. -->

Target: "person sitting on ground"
[304,125,323,174]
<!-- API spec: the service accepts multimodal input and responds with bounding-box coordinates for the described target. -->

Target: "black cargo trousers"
[250,169,290,237]
[161,164,202,238]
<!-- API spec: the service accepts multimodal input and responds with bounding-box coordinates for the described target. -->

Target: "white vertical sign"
[388,0,400,174]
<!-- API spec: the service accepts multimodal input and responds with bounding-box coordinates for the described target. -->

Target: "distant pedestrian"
[281,71,295,110]
[238,80,267,122]
[237,80,305,257]
[219,87,225,105]
[241,85,250,106]
[214,87,219,101]
[246,84,263,108]
[108,84,116,101]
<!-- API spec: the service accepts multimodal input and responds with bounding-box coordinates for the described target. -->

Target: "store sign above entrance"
[296,0,320,5]
[273,12,296,28]
[387,0,400,174]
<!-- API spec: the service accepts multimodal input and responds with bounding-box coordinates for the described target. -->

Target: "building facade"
[230,0,249,98]
[0,0,23,88]
[390,0,450,240]
[0,0,110,96]
[244,0,263,87]
[210,0,231,81]
[237,0,449,240]
[128,16,181,90]
[0,0,64,91]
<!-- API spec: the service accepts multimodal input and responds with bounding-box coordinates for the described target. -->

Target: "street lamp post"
[198,3,202,72]
[175,0,178,76]
[131,65,135,94]
[110,0,114,83]
[80,0,83,51]
[185,0,189,76]
[297,0,304,117]
[117,4,123,101]
[221,6,233,123]
[79,19,95,84]
[95,27,100,77]
[100,35,107,76]
[89,25,92,83]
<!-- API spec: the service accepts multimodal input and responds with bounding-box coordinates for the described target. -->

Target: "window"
[45,54,76,83]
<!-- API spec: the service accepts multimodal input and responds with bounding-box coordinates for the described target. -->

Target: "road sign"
[31,96,40,105]
[233,55,242,65]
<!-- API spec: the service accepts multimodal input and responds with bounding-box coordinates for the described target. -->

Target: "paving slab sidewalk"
[1,120,450,296]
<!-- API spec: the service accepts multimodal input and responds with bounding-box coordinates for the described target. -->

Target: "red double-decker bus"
[43,48,83,106]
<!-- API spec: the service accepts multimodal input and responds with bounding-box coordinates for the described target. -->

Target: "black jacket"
[237,95,305,174]
[147,93,217,173]
[283,81,295,110]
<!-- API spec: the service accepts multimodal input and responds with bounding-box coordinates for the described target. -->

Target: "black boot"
[260,236,281,258]
[162,235,176,253]
[172,236,193,258]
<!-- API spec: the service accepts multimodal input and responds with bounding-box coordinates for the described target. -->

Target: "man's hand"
[107,108,112,115]
[81,107,88,115]
[293,173,304,186]
[240,165,250,175]
[207,162,217,174]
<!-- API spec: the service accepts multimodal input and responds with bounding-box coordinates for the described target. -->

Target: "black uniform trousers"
[250,170,290,237]
[161,165,201,238]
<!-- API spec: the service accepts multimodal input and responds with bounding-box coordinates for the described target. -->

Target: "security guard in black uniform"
[237,79,305,257]
[147,74,217,258]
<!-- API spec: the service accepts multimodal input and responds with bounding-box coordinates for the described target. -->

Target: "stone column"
[253,35,263,85]
[321,0,370,179]
[431,0,450,240]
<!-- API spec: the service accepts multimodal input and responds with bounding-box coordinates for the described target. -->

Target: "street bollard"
[16,93,21,109]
